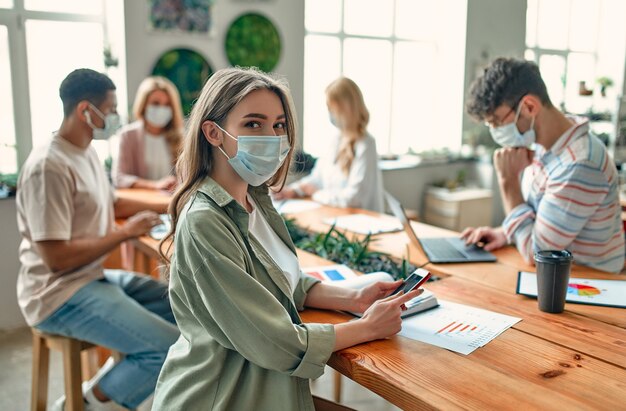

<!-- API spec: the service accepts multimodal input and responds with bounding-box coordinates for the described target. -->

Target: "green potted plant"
[0,172,18,198]
[283,217,423,280]
[596,76,614,97]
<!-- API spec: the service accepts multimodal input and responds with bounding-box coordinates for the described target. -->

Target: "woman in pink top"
[113,76,184,190]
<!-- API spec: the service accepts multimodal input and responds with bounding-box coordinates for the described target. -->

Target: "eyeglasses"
[484,96,526,128]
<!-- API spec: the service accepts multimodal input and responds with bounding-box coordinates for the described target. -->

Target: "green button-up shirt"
[153,177,335,411]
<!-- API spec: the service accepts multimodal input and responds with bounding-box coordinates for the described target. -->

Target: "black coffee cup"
[534,250,573,313]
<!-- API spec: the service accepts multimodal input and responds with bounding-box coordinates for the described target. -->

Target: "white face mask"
[214,123,290,186]
[85,103,120,140]
[489,103,536,147]
[145,105,173,128]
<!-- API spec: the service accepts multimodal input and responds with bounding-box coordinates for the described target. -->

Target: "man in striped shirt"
[461,58,624,273]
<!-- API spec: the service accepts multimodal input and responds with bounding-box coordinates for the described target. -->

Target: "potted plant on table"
[283,217,424,280]
[596,76,614,97]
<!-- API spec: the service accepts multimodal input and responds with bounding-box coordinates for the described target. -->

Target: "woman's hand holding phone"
[353,279,403,314]
[360,288,424,340]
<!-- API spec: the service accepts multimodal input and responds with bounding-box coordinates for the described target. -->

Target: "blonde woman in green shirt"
[153,67,422,411]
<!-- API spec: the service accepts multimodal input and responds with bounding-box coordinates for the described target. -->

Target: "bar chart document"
[399,301,521,355]
[517,271,626,308]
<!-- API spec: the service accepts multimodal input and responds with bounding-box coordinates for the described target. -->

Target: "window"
[0,0,126,173]
[0,25,16,174]
[526,0,626,118]
[303,0,467,157]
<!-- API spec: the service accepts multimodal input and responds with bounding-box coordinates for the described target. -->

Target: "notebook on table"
[385,192,496,263]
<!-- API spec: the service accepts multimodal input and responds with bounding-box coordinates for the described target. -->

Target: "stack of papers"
[322,214,403,235]
[400,301,521,355]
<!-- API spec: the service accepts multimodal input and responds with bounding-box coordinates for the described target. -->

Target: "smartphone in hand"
[390,268,431,296]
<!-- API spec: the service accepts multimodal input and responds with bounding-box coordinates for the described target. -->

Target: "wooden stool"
[31,329,97,411]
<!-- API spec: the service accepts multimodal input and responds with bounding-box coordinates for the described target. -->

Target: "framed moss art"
[225,12,281,72]
[152,48,214,115]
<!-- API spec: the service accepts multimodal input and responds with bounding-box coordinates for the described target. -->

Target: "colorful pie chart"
[567,283,601,296]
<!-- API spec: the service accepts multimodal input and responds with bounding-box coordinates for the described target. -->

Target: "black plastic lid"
[534,250,573,264]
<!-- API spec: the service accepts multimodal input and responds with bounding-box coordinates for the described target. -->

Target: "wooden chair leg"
[61,338,84,411]
[31,332,50,411]
[81,348,98,381]
[333,370,342,403]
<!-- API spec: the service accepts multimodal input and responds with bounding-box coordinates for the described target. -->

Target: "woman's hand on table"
[272,187,298,200]
[300,183,318,197]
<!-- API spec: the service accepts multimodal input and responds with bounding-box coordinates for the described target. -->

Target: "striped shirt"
[502,116,625,273]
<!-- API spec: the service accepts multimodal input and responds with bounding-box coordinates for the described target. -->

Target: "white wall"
[0,199,26,330]
[382,161,478,215]
[462,0,527,135]
[123,0,305,143]
[458,0,527,225]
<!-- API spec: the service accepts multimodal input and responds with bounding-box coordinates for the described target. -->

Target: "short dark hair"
[59,68,116,117]
[466,57,552,121]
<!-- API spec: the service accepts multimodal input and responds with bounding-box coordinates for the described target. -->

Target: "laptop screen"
[384,192,422,248]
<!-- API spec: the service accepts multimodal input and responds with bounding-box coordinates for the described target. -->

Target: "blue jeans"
[35,270,179,409]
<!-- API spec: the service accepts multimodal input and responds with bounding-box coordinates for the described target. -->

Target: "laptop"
[385,192,497,263]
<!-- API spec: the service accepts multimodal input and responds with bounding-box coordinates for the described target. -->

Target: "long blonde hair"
[326,77,369,175]
[159,67,297,263]
[132,76,185,165]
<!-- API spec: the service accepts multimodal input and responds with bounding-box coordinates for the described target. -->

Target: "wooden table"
[120,191,626,409]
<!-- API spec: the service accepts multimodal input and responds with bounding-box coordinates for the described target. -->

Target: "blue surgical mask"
[85,103,120,140]
[215,123,290,186]
[329,112,342,128]
[489,103,536,147]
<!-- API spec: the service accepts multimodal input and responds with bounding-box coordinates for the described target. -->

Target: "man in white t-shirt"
[17,68,179,410]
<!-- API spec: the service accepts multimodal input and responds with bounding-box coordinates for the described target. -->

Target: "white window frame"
[304,0,445,155]
[0,0,109,171]
[525,0,600,110]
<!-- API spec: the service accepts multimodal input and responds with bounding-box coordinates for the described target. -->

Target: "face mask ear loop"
[211,122,237,159]
[84,110,99,130]
[214,122,238,141]
[217,145,231,160]
[513,100,524,124]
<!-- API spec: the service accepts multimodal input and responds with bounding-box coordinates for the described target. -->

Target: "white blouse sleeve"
[312,136,379,208]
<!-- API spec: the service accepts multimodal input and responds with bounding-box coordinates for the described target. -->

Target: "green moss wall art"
[225,12,281,73]
[151,48,214,115]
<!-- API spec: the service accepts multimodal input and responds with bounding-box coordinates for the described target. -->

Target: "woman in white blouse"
[113,76,184,190]
[275,77,384,212]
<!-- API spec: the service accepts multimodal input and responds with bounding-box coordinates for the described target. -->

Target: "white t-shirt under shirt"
[143,132,173,180]
[293,133,385,212]
[247,195,301,294]
[16,134,114,325]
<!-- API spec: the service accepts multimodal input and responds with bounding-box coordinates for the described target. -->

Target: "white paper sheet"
[399,300,521,355]
[517,271,626,308]
[273,199,321,214]
[322,213,403,235]
[302,264,359,282]
[149,214,171,240]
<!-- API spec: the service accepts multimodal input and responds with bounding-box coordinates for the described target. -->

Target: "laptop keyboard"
[423,238,467,260]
